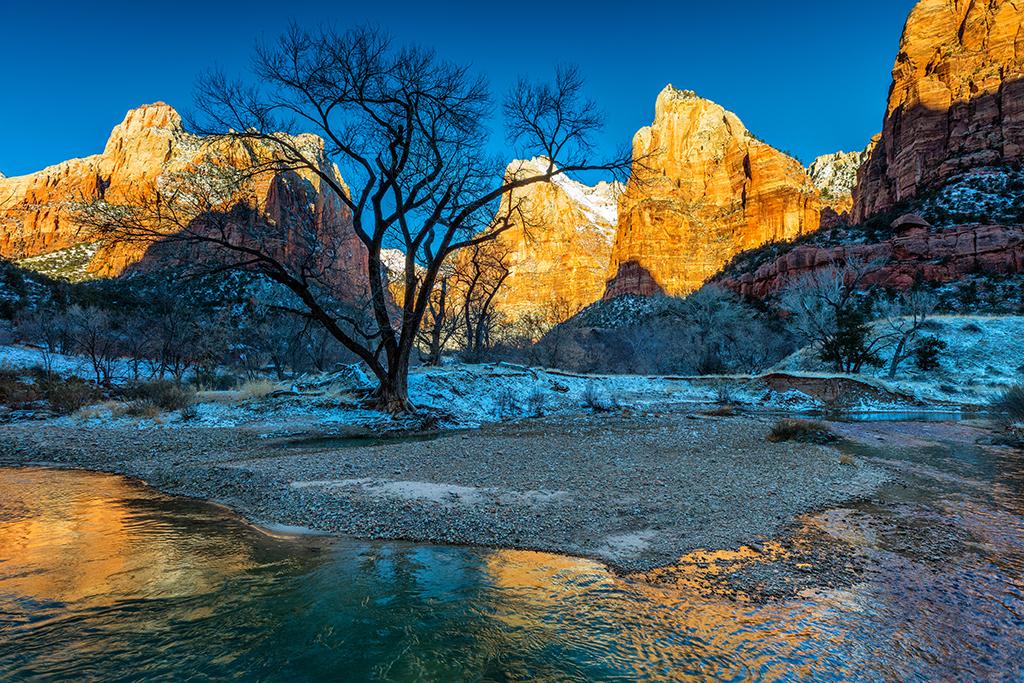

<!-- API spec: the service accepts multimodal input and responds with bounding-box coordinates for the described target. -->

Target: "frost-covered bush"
[495,387,520,420]
[582,382,616,412]
[526,388,547,417]
[994,386,1024,422]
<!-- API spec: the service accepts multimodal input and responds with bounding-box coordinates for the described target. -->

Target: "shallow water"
[1,433,1023,681]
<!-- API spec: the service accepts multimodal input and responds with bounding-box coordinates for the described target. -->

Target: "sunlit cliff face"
[604,86,821,300]
[853,0,1024,221]
[474,158,621,326]
[0,468,260,604]
[0,103,367,289]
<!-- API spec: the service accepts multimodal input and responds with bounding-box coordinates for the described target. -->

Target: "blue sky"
[0,0,916,177]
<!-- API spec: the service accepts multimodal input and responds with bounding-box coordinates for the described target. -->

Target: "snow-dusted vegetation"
[16,243,102,282]
[775,315,1024,406]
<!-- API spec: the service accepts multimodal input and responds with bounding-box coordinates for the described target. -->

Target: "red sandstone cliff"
[720,223,1024,298]
[853,0,1024,221]
[604,87,821,299]
[0,103,367,291]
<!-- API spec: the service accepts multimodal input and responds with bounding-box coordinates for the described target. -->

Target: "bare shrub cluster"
[518,287,795,376]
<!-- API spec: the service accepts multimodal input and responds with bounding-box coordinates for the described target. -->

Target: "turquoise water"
[2,439,1024,681]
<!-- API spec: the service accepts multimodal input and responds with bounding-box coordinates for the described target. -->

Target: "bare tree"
[458,241,513,356]
[67,306,124,387]
[877,289,938,378]
[80,26,629,412]
[416,262,460,365]
[119,311,157,382]
[780,259,890,374]
[15,306,71,378]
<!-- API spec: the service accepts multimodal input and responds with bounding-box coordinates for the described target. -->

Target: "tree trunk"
[888,336,907,379]
[374,349,415,414]
[375,370,413,414]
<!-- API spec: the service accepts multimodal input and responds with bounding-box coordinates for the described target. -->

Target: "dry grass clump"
[703,404,736,417]
[75,400,121,420]
[767,418,839,445]
[117,400,163,419]
[238,380,279,401]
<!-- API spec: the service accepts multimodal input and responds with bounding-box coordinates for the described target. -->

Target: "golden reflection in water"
[0,468,258,605]
[479,536,867,680]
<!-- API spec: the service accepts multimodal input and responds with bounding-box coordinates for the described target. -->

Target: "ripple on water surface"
[1,452,1023,681]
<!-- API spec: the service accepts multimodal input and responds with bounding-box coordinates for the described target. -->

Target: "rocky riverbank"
[0,412,888,571]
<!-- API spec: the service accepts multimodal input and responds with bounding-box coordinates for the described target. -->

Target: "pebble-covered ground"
[0,412,888,571]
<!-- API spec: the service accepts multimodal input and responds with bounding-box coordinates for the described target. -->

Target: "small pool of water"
[2,433,1023,681]
[835,410,973,423]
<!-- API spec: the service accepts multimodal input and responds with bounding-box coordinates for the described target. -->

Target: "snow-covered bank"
[774,315,1024,407]
[3,317,1016,430]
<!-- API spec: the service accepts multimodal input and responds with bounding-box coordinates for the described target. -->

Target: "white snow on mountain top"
[807,151,865,197]
[551,171,621,229]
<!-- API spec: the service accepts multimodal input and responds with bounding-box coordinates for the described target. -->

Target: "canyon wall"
[0,103,366,291]
[603,86,821,299]
[808,150,864,224]
[721,223,1024,298]
[853,0,1024,221]
[484,158,620,322]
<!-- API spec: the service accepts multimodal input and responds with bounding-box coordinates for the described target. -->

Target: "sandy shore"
[0,412,888,571]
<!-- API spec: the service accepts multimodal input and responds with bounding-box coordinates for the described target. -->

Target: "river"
[1,429,1022,681]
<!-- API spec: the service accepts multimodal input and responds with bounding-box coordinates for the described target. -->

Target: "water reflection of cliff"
[0,468,273,604]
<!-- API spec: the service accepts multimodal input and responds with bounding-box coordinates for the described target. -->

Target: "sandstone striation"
[853,0,1024,221]
[484,158,620,322]
[604,86,821,299]
[0,103,366,290]
[720,223,1024,298]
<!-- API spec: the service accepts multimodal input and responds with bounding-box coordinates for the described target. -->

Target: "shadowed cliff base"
[603,261,665,299]
[718,222,1024,299]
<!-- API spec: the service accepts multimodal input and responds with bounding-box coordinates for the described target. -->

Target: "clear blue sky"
[0,0,916,178]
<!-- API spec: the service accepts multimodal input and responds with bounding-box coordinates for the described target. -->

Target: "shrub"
[961,322,983,334]
[193,370,242,391]
[124,380,195,411]
[582,383,615,413]
[43,377,99,415]
[0,368,42,408]
[714,383,736,405]
[767,419,839,445]
[914,336,948,371]
[993,386,1024,422]
[495,388,520,420]
[526,388,547,417]
[0,364,21,384]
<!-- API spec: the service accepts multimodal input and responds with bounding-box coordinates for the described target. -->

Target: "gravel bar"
[0,413,888,571]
